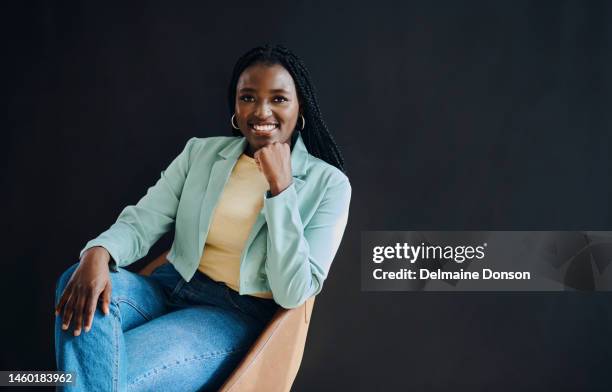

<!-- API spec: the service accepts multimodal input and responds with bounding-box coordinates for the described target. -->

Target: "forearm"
[264,202,321,308]
[263,181,351,308]
[79,219,152,270]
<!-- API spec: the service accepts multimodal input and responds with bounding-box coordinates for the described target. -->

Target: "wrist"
[81,246,111,264]
[269,179,292,197]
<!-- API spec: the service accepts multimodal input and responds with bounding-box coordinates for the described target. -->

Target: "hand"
[254,142,292,196]
[55,247,112,336]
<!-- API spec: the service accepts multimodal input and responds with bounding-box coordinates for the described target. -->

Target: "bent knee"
[54,263,139,306]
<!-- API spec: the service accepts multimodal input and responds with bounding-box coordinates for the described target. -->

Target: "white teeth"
[252,124,277,131]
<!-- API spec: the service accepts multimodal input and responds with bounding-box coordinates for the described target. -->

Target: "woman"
[54,44,351,391]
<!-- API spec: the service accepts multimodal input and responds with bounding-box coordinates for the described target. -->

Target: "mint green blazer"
[80,133,351,308]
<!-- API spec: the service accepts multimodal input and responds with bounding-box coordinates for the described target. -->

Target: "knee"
[55,262,80,305]
[54,263,135,306]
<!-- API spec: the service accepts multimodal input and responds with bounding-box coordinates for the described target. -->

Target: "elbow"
[274,293,311,309]
[276,298,303,310]
[272,285,307,309]
[271,276,322,309]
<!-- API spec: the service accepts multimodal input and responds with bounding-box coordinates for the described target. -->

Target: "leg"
[54,262,179,391]
[125,305,266,392]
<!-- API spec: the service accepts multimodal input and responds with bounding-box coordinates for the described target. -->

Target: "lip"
[248,121,280,136]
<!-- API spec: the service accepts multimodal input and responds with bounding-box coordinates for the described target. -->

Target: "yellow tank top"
[198,153,273,299]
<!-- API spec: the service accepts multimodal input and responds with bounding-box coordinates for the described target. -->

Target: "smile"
[248,122,279,134]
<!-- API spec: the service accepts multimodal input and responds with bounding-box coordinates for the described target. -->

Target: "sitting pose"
[54,44,351,391]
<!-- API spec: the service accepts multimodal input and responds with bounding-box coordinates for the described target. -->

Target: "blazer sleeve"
[262,173,351,308]
[79,138,197,270]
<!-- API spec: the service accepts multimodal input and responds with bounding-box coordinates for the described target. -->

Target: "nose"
[254,101,272,119]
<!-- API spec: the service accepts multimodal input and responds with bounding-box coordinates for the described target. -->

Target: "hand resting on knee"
[55,246,113,337]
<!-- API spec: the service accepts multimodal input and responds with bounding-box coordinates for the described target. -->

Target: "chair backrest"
[139,252,315,392]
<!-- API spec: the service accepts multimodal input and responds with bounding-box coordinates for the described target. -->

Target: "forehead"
[237,63,296,93]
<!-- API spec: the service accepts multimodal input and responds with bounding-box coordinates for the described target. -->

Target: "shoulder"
[180,136,242,163]
[187,136,241,153]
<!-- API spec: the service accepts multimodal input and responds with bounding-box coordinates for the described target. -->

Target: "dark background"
[3,1,612,391]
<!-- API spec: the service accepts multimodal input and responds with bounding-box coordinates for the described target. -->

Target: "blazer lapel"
[197,137,246,253]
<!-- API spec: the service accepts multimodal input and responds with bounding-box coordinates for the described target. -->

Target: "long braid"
[227,44,346,173]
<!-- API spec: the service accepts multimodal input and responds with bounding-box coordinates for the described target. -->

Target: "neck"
[244,145,256,158]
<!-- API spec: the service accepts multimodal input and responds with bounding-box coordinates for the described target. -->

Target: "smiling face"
[235,63,301,156]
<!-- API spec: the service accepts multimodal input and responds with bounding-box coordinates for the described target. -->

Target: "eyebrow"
[238,87,292,94]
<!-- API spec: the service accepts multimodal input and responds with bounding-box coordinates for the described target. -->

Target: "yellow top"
[198,153,273,299]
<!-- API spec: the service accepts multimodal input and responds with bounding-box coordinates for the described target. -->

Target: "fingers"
[254,149,265,173]
[72,294,86,336]
[84,281,112,332]
[61,294,75,332]
[83,291,99,333]
[55,283,73,316]
[59,286,110,336]
[101,282,111,316]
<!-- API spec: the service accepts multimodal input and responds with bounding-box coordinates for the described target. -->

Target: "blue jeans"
[54,262,279,391]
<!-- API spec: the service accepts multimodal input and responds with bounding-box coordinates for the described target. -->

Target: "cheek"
[235,103,251,122]
[235,102,244,115]
[281,103,300,123]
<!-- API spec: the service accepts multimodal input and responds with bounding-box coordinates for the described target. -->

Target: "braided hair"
[227,44,345,173]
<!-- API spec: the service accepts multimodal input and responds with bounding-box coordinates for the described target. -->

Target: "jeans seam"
[113,297,155,321]
[112,308,119,392]
[170,279,186,300]
[128,346,249,386]
[224,288,243,312]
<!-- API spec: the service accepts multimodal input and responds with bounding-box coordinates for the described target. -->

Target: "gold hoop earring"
[231,114,240,130]
[300,114,306,130]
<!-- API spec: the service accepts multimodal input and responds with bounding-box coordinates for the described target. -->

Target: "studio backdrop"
[3,1,612,391]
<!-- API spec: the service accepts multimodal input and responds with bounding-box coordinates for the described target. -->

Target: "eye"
[273,96,289,103]
[239,95,255,103]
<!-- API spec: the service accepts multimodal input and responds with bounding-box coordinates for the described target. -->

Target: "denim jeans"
[54,262,279,391]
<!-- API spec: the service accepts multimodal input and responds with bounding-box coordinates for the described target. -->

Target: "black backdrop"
[3,1,612,391]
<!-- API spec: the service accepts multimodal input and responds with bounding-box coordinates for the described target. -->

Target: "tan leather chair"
[139,251,315,392]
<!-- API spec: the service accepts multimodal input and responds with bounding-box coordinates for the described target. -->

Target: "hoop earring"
[300,114,306,130]
[231,114,240,130]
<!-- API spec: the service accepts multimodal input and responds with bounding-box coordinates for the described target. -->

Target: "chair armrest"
[219,297,316,392]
